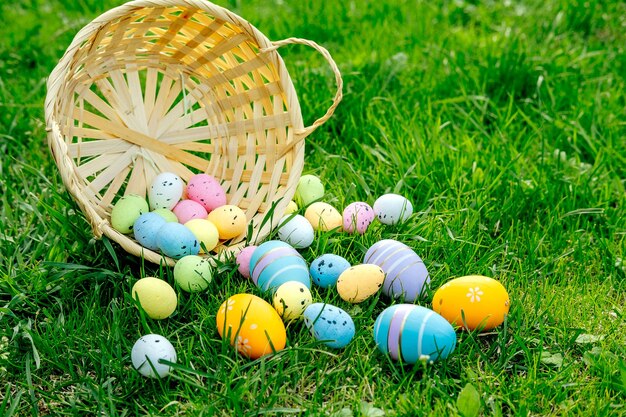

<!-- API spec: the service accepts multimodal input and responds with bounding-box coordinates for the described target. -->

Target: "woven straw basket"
[45,0,342,266]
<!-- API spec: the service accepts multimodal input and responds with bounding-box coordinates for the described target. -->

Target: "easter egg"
[235,245,257,279]
[131,334,177,378]
[133,212,167,251]
[184,218,219,253]
[207,205,247,240]
[272,281,313,321]
[343,202,375,234]
[152,208,178,223]
[173,255,213,292]
[148,172,184,210]
[173,200,208,224]
[373,304,456,363]
[216,294,286,359]
[131,277,177,319]
[336,264,385,303]
[432,275,510,331]
[110,194,149,234]
[295,174,324,207]
[277,214,314,249]
[310,254,351,288]
[186,174,227,212]
[249,241,310,292]
[284,200,298,215]
[373,194,413,225]
[305,202,342,232]
[156,223,200,259]
[303,303,355,349]
[364,239,429,302]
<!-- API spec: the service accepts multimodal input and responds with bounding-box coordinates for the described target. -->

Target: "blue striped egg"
[373,304,456,363]
[303,303,355,349]
[249,240,310,292]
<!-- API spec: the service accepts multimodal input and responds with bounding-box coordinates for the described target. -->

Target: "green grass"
[1,0,625,415]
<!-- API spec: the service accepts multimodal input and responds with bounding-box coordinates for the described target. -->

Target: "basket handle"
[261,38,343,154]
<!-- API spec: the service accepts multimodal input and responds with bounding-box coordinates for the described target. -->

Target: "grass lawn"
[1,0,625,415]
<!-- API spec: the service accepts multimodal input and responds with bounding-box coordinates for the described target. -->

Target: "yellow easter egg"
[432,275,510,331]
[284,200,298,215]
[131,277,177,320]
[216,294,286,359]
[184,218,219,253]
[272,281,313,321]
[304,202,342,231]
[207,205,247,240]
[336,264,385,303]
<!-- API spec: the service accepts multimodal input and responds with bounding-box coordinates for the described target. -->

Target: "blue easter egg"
[373,304,456,363]
[249,240,293,271]
[156,223,199,259]
[303,303,355,349]
[133,212,167,250]
[310,254,350,288]
[249,241,310,292]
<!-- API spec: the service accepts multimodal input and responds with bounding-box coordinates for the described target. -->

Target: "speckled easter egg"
[148,172,184,210]
[236,246,257,279]
[305,202,343,232]
[186,174,227,212]
[249,241,310,292]
[184,218,219,253]
[152,208,178,223]
[173,200,208,224]
[173,255,213,292]
[336,264,385,303]
[343,202,375,234]
[131,277,177,319]
[111,194,149,234]
[374,305,456,363]
[284,200,298,215]
[432,275,510,331]
[133,212,167,251]
[216,294,286,359]
[294,175,324,207]
[277,214,314,249]
[272,281,312,321]
[303,303,355,349]
[364,239,429,302]
[207,205,247,240]
[373,194,413,225]
[131,334,177,378]
[156,223,199,259]
[310,254,351,288]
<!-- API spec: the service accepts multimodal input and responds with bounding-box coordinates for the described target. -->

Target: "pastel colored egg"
[110,194,149,234]
[305,202,343,232]
[343,202,375,234]
[173,200,208,224]
[373,304,456,363]
[272,281,313,321]
[186,174,227,212]
[364,239,430,302]
[249,241,310,292]
[294,174,324,207]
[235,245,257,279]
[207,205,247,240]
[310,254,351,288]
[336,264,385,303]
[303,303,355,349]
[216,294,286,359]
[156,223,200,259]
[173,255,212,292]
[148,172,184,210]
[373,194,413,225]
[432,275,510,331]
[284,200,298,215]
[152,208,178,223]
[131,334,177,378]
[133,212,167,250]
[184,218,219,253]
[277,214,314,249]
[131,277,177,319]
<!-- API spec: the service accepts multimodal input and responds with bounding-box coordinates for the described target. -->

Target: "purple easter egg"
[235,245,257,279]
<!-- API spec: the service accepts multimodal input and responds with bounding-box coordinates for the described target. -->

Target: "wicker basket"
[44,0,342,266]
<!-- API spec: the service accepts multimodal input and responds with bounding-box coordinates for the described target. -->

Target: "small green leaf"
[540,352,563,369]
[575,334,604,344]
[359,401,385,417]
[457,383,480,417]
[330,408,353,417]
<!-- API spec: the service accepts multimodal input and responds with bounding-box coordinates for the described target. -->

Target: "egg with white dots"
[148,172,184,210]
[310,254,351,288]
[277,214,314,248]
[303,303,355,349]
[272,281,313,321]
[373,194,413,225]
[131,334,177,378]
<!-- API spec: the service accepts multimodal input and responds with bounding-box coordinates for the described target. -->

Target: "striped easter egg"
[249,241,310,292]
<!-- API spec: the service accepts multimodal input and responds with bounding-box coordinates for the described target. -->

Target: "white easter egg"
[131,334,177,378]
[373,194,413,225]
[148,173,184,210]
[277,214,314,249]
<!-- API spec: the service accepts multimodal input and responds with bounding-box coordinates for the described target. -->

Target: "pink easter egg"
[343,202,375,234]
[235,245,257,279]
[173,200,208,224]
[186,174,227,212]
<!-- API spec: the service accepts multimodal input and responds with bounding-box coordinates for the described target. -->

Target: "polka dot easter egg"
[373,193,413,225]
[174,255,213,293]
[152,208,178,223]
[216,294,286,359]
[303,303,355,349]
[249,241,310,292]
[272,281,313,321]
[148,172,184,210]
[277,214,314,249]
[111,194,149,234]
[207,205,247,240]
[343,202,375,234]
[133,212,166,251]
[235,246,257,279]
[184,218,219,253]
[295,174,324,207]
[336,264,385,303]
[173,200,208,224]
[310,254,350,288]
[305,202,343,232]
[131,277,177,320]
[156,222,199,259]
[432,275,510,331]
[131,334,177,379]
[186,174,227,213]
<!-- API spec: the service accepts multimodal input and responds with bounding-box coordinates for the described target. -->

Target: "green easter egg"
[174,255,213,293]
[111,195,149,234]
[152,208,178,223]
[294,175,324,207]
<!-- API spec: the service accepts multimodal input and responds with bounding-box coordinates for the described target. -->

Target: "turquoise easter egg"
[133,212,167,251]
[303,303,355,349]
[249,241,310,292]
[156,223,199,259]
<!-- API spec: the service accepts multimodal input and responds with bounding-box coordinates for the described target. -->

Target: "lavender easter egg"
[303,303,355,349]
[133,212,167,250]
[156,223,200,259]
[343,202,375,234]
[148,173,184,210]
[236,246,257,279]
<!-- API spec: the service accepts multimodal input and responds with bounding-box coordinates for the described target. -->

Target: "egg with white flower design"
[432,275,510,332]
